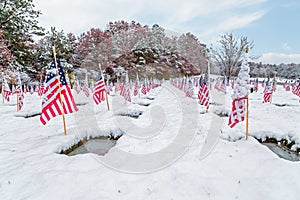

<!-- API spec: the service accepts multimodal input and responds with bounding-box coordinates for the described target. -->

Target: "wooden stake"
[1,73,4,104]
[269,72,276,104]
[246,97,249,140]
[52,47,67,135]
[16,88,19,111]
[98,64,110,111]
[39,74,43,98]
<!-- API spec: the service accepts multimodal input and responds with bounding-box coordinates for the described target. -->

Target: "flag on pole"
[124,73,131,102]
[74,79,81,94]
[93,75,105,105]
[16,73,24,111]
[38,83,45,96]
[185,80,193,98]
[228,96,248,128]
[133,82,139,96]
[198,68,210,107]
[228,47,250,130]
[141,82,147,95]
[83,75,90,97]
[120,83,125,96]
[40,57,78,125]
[3,79,11,102]
[262,86,272,103]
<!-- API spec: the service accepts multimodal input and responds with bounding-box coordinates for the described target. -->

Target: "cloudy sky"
[33,0,300,64]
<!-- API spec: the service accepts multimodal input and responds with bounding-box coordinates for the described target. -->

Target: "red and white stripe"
[40,78,78,125]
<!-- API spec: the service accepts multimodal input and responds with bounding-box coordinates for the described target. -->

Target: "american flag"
[11,85,16,95]
[93,75,105,105]
[198,68,210,107]
[3,80,11,102]
[141,83,147,95]
[133,83,139,96]
[185,80,193,98]
[292,82,300,97]
[262,86,272,103]
[40,57,78,125]
[16,75,24,111]
[198,83,209,107]
[83,76,90,97]
[74,79,81,94]
[253,82,258,92]
[228,96,247,128]
[120,83,125,96]
[124,86,131,102]
[285,85,290,91]
[38,83,45,96]
[82,85,89,97]
[17,91,24,111]
[123,73,131,102]
[219,77,226,94]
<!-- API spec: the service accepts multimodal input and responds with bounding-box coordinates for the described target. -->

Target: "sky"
[33,0,300,64]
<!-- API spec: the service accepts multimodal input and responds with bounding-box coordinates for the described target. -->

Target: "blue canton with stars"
[46,57,67,86]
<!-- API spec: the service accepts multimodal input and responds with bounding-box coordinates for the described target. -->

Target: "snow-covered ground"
[0,81,300,200]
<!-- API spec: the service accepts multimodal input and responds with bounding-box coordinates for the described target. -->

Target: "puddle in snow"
[15,112,41,118]
[115,111,143,118]
[262,143,300,162]
[61,136,119,156]
[143,97,155,100]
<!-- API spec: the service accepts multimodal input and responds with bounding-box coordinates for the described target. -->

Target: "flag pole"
[245,46,249,140]
[16,83,19,111]
[52,46,67,135]
[1,72,4,103]
[206,60,210,113]
[136,72,140,98]
[246,97,249,140]
[269,72,276,104]
[98,63,110,111]
[39,74,43,98]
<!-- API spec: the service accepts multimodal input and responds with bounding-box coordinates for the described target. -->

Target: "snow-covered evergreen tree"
[232,47,250,100]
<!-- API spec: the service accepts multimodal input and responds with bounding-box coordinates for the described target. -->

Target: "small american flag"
[17,92,24,111]
[292,82,300,95]
[16,75,24,111]
[185,80,193,98]
[82,85,90,97]
[74,79,81,94]
[141,83,147,95]
[38,83,45,96]
[124,86,131,102]
[262,86,272,103]
[228,96,247,128]
[40,57,78,125]
[219,77,226,94]
[133,83,139,96]
[3,80,11,102]
[93,75,105,105]
[124,73,131,102]
[198,83,209,107]
[120,83,125,96]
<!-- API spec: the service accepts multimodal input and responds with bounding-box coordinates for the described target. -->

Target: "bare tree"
[211,33,253,81]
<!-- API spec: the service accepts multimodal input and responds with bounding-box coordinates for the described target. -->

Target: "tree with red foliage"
[75,28,112,70]
[0,30,13,71]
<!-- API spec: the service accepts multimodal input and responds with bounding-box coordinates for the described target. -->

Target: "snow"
[0,80,300,200]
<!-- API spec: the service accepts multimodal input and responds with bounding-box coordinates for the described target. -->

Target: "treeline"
[0,0,207,83]
[249,62,300,79]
